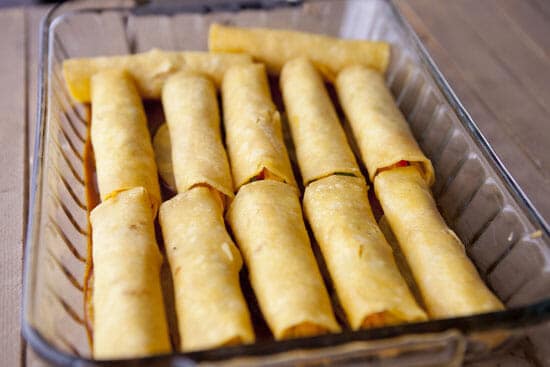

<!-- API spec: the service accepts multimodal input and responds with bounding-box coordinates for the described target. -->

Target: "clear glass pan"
[23,0,550,365]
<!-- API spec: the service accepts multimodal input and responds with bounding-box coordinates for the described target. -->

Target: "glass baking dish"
[22,0,550,365]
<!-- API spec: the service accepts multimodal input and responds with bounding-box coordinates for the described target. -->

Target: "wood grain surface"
[0,7,26,367]
[395,0,550,221]
[0,1,548,366]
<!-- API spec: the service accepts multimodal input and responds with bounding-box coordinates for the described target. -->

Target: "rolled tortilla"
[280,57,361,185]
[227,180,340,339]
[374,166,504,318]
[91,69,161,215]
[159,187,254,351]
[222,63,296,190]
[209,23,390,81]
[152,123,176,192]
[303,175,427,329]
[162,72,233,200]
[64,49,252,102]
[336,65,434,185]
[91,187,171,359]
[378,215,425,308]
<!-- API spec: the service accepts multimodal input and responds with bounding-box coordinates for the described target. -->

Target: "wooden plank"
[450,0,550,117]
[397,0,550,222]
[405,0,550,172]
[0,7,26,367]
[532,0,550,20]
[395,0,548,195]
[497,0,550,57]
[26,348,48,367]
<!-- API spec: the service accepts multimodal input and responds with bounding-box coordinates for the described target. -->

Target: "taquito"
[159,187,254,351]
[304,175,427,329]
[162,72,233,200]
[152,123,176,191]
[378,215,424,308]
[91,187,171,359]
[64,49,252,102]
[227,180,340,339]
[374,166,504,318]
[91,69,161,215]
[222,63,296,190]
[280,57,361,185]
[209,24,390,81]
[336,65,434,185]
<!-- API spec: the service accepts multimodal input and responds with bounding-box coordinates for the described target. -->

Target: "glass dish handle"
[132,0,302,14]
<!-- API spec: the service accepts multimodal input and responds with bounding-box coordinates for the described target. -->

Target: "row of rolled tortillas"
[281,57,501,321]
[88,62,335,359]
[159,71,258,352]
[89,66,255,359]
[74,23,503,360]
[64,23,389,102]
[155,51,501,334]
[161,65,341,342]
[89,71,171,359]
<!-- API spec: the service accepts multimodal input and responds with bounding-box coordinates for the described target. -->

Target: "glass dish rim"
[22,0,550,365]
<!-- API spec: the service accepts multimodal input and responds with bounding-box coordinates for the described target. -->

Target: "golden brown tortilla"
[91,187,171,359]
[152,123,176,192]
[374,166,504,318]
[64,49,252,102]
[280,57,361,185]
[222,63,296,190]
[91,69,161,215]
[162,72,233,200]
[336,65,434,185]
[209,23,390,81]
[227,180,340,339]
[159,187,254,351]
[304,175,427,329]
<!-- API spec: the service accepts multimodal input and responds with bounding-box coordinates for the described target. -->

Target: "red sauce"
[395,160,410,167]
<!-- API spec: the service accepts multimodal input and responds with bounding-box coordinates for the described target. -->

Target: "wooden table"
[1,1,548,365]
